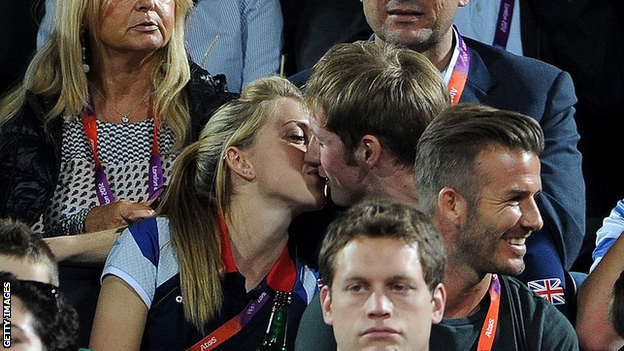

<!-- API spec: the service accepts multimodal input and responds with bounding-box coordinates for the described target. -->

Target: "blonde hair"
[0,0,193,147]
[158,76,303,330]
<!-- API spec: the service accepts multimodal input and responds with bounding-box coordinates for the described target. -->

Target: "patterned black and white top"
[34,117,178,236]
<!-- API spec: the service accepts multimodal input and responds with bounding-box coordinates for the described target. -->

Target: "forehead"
[475,147,541,192]
[334,236,423,279]
[309,112,342,142]
[266,98,309,125]
[0,256,53,284]
[308,109,327,131]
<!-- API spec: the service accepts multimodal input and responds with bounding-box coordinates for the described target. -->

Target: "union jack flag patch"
[527,278,566,305]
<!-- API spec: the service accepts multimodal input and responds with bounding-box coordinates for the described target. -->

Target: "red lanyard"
[186,216,297,351]
[81,96,163,205]
[448,28,471,105]
[476,274,501,351]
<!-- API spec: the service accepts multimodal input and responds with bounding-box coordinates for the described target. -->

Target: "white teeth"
[505,238,526,245]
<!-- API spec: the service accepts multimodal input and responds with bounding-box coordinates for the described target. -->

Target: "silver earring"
[242,170,248,174]
[161,62,170,74]
[80,26,90,73]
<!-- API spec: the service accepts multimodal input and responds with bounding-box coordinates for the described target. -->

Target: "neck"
[90,55,156,123]
[225,195,292,291]
[368,165,418,206]
[422,28,456,71]
[443,262,492,318]
[375,27,456,71]
[92,59,155,96]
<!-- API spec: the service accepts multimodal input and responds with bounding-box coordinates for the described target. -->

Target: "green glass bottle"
[256,291,291,351]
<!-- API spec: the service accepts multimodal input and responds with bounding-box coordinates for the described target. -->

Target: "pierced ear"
[224,146,254,180]
[431,283,446,324]
[320,285,334,326]
[437,187,467,226]
[358,135,382,168]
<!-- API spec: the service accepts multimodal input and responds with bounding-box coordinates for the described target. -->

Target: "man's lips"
[504,237,527,246]
[387,8,424,22]
[306,167,328,182]
[501,233,532,256]
[361,326,400,338]
[502,232,532,245]
[317,169,329,182]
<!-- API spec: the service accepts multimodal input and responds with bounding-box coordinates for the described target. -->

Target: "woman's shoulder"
[108,217,178,276]
[123,217,173,252]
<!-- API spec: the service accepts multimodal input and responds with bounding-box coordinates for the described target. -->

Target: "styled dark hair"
[610,269,624,338]
[318,199,446,292]
[305,41,449,167]
[414,103,544,217]
[0,218,58,285]
[1,271,79,351]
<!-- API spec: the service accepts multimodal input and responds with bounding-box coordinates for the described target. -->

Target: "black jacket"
[0,63,236,227]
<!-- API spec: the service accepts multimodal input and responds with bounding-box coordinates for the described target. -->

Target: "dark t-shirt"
[295,275,578,351]
[430,275,579,351]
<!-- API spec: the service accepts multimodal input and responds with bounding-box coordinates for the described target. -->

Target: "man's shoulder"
[499,275,578,349]
[500,275,575,331]
[501,275,560,309]
[464,37,563,77]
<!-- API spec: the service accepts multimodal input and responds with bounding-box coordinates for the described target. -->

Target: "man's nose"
[304,135,321,166]
[365,291,392,319]
[520,197,543,232]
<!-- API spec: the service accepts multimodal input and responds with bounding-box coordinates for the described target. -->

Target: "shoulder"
[463,38,576,120]
[0,91,62,225]
[1,91,52,135]
[501,275,558,308]
[465,37,570,89]
[121,217,172,266]
[500,275,577,340]
[104,217,178,308]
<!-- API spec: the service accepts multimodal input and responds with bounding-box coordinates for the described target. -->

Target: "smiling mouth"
[505,237,527,245]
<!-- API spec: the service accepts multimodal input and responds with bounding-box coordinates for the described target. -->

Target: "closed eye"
[288,134,307,144]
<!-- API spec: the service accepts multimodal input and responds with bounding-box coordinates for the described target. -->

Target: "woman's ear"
[224,146,254,181]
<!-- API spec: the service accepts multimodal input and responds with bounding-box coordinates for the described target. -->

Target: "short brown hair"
[0,218,58,285]
[305,41,449,166]
[414,103,544,217]
[318,199,446,293]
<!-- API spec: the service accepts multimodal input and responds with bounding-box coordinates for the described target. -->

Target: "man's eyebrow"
[342,275,368,282]
[506,188,542,197]
[385,274,417,283]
